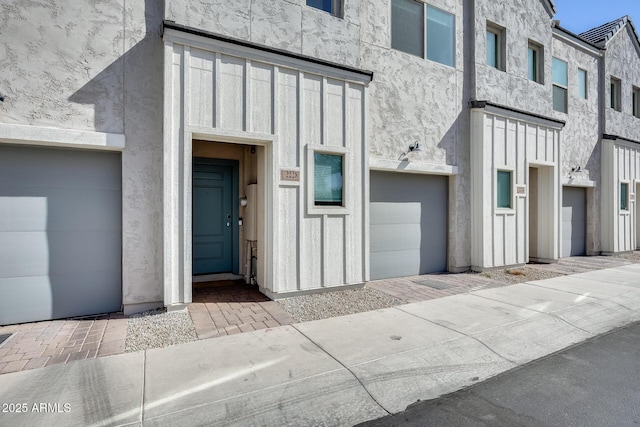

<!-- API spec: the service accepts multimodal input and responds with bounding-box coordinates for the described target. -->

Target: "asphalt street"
[360,321,640,427]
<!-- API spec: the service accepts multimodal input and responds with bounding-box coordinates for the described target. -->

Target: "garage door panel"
[0,145,121,325]
[371,224,422,252]
[370,202,422,225]
[371,250,422,280]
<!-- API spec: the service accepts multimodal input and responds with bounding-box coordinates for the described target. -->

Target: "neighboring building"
[1,0,639,325]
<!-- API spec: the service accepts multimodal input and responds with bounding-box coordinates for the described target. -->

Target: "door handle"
[226,222,231,227]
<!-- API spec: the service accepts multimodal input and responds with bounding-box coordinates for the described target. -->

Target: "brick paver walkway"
[188,282,295,339]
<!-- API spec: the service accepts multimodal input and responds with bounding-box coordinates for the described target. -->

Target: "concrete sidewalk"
[2,264,640,427]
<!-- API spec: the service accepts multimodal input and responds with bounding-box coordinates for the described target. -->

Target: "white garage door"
[0,145,122,325]
[370,171,448,280]
[562,186,586,257]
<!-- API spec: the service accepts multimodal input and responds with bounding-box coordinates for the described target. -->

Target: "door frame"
[192,157,240,275]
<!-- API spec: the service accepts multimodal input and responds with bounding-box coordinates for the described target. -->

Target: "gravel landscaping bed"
[478,266,565,285]
[277,288,404,323]
[612,251,640,262]
[125,309,198,352]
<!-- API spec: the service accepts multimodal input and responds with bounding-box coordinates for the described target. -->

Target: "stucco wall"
[604,25,640,142]
[0,0,124,132]
[474,0,554,117]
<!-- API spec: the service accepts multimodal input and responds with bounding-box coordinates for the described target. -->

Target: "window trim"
[390,0,456,67]
[633,86,640,118]
[620,181,630,212]
[306,145,350,215]
[577,68,588,100]
[527,40,543,84]
[496,169,514,211]
[486,22,506,71]
[552,57,568,114]
[305,0,343,18]
[610,76,622,112]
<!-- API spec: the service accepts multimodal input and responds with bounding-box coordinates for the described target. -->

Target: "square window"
[306,0,342,17]
[552,57,568,113]
[527,41,543,83]
[578,69,588,99]
[314,153,343,206]
[620,182,629,211]
[497,170,512,208]
[486,23,505,70]
[610,77,622,111]
[633,86,639,118]
[391,1,455,67]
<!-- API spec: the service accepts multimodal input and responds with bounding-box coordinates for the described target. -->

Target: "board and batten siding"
[163,31,369,303]
[602,139,640,253]
[471,107,562,270]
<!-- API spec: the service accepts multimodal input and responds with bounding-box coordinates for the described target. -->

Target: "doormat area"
[411,279,453,290]
[0,333,13,347]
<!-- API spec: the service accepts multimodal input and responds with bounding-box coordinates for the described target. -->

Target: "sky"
[553,0,640,34]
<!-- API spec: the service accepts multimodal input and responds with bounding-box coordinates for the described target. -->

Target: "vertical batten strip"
[343,82,352,283]
[214,52,221,129]
[297,71,304,290]
[321,214,327,287]
[321,76,328,146]
[245,59,251,132]
[271,66,280,292]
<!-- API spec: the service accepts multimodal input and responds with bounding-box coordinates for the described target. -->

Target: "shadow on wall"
[68,0,164,135]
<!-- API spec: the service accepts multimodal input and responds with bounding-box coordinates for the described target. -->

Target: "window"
[486,23,505,70]
[391,0,455,67]
[527,41,543,83]
[633,86,639,118]
[610,77,621,111]
[578,69,588,99]
[314,153,343,206]
[552,57,568,113]
[497,171,512,208]
[306,0,342,16]
[620,182,629,211]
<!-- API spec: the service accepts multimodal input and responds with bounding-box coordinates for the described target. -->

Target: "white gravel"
[277,288,404,323]
[125,309,198,352]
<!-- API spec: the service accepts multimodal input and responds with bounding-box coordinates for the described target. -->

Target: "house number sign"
[280,169,300,182]
[516,185,527,196]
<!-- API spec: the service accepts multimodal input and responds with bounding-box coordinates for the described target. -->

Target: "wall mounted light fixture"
[399,141,423,160]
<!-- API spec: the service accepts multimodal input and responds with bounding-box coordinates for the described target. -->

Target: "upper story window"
[486,22,505,70]
[391,0,456,67]
[633,86,640,118]
[578,69,588,99]
[306,0,342,17]
[552,57,568,113]
[527,41,543,83]
[610,77,622,111]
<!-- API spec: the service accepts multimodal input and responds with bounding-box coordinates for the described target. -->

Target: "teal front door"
[192,159,239,275]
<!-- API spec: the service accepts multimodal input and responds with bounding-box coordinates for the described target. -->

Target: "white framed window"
[552,57,568,113]
[486,22,505,70]
[578,69,588,99]
[620,182,629,211]
[610,76,622,111]
[306,0,342,17]
[497,170,512,209]
[391,0,456,67]
[633,86,639,118]
[306,145,350,215]
[527,41,543,83]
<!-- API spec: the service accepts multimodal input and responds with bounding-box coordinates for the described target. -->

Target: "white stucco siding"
[471,108,561,270]
[604,26,640,142]
[474,0,554,117]
[164,32,368,300]
[602,139,640,253]
[166,0,361,68]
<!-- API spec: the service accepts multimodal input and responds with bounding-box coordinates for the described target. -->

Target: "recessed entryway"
[528,165,555,263]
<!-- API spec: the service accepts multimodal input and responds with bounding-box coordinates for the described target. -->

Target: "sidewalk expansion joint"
[290,324,393,416]
[141,350,147,424]
[393,306,518,366]
[469,293,595,336]
[524,282,638,313]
